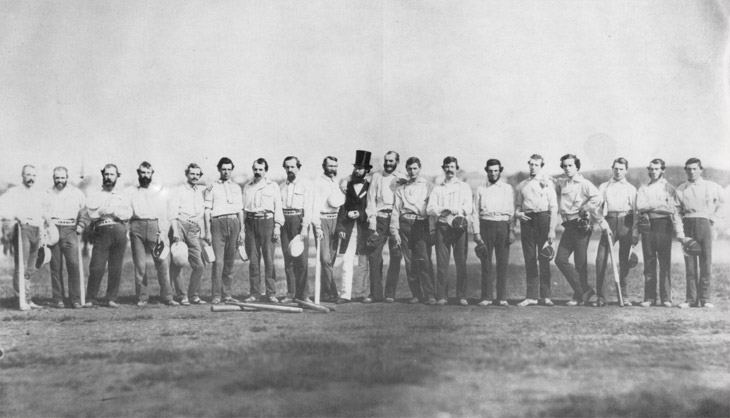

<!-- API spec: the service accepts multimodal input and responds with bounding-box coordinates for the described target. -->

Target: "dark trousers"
[368,215,402,300]
[281,214,309,299]
[435,223,468,300]
[595,215,633,302]
[130,220,172,302]
[169,221,204,299]
[49,225,82,304]
[210,217,240,299]
[87,223,128,302]
[520,212,552,299]
[319,217,340,299]
[479,220,511,301]
[641,217,673,304]
[683,218,713,304]
[556,219,593,301]
[397,217,435,300]
[245,217,276,296]
[12,224,40,302]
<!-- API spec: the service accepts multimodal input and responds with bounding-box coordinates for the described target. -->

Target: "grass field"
[1,234,729,417]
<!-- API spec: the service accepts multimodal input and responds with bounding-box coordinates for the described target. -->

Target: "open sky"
[1,0,729,188]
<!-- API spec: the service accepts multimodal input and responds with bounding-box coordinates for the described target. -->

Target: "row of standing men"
[0,150,724,310]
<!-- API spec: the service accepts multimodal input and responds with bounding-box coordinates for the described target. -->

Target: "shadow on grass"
[540,387,730,418]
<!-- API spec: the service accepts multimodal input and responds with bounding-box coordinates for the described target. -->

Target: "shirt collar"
[609,177,628,185]
[441,177,461,186]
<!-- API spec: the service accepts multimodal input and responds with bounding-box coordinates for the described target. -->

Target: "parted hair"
[282,156,302,169]
[185,163,203,176]
[612,157,629,169]
[253,158,269,171]
[442,156,459,170]
[648,158,666,170]
[685,157,703,169]
[560,154,581,170]
[405,157,421,167]
[485,158,503,172]
[217,157,234,170]
[101,163,120,176]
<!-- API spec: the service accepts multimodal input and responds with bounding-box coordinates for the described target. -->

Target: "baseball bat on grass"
[606,230,624,307]
[295,298,330,313]
[226,301,303,313]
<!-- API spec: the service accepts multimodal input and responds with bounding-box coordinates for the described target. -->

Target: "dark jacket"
[335,179,370,254]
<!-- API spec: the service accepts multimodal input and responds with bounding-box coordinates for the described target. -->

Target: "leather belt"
[320,212,338,219]
[606,211,629,217]
[283,209,304,215]
[401,213,426,221]
[96,219,119,227]
[131,218,157,222]
[246,212,272,219]
[213,214,238,219]
[181,218,201,225]
[479,215,511,222]
[376,212,392,218]
[52,219,76,226]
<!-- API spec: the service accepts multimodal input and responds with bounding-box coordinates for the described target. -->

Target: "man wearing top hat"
[279,156,318,303]
[365,151,407,303]
[335,150,372,304]
[427,156,474,306]
[314,156,344,302]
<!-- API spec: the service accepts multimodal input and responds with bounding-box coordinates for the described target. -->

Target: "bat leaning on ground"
[211,305,258,312]
[295,298,330,313]
[17,221,29,311]
[226,301,304,313]
[606,230,624,307]
[314,236,321,305]
[78,235,86,306]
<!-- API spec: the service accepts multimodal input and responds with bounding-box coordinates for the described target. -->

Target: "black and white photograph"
[1,1,729,417]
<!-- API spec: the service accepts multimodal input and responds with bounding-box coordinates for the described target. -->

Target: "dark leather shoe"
[336,298,350,304]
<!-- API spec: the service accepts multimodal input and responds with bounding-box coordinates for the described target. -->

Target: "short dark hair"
[560,154,581,170]
[528,154,545,167]
[217,157,234,170]
[253,158,269,172]
[685,157,703,170]
[648,158,666,170]
[485,159,503,172]
[405,157,421,168]
[282,156,301,169]
[137,161,154,174]
[612,157,629,169]
[101,163,120,176]
[322,156,338,169]
[442,156,459,170]
[185,163,203,176]
[385,151,400,163]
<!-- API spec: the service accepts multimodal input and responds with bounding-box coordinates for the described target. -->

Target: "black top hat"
[353,150,373,169]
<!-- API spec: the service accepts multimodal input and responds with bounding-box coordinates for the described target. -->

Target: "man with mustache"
[365,151,407,303]
[675,157,725,309]
[0,165,46,310]
[313,156,344,302]
[514,154,558,307]
[390,156,436,304]
[168,163,207,305]
[85,164,133,308]
[279,156,319,303]
[554,154,602,307]
[594,157,638,307]
[335,150,372,304]
[42,166,88,309]
[204,157,244,304]
[427,156,474,306]
[128,161,178,306]
[635,158,684,308]
[242,158,285,303]
[472,159,516,307]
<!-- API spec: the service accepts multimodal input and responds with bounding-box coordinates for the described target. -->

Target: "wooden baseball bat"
[78,235,86,306]
[225,300,303,313]
[211,305,258,312]
[606,230,624,307]
[314,235,321,305]
[295,298,330,313]
[17,222,29,311]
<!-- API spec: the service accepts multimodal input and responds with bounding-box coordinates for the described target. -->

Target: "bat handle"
[314,237,321,305]
[78,236,86,306]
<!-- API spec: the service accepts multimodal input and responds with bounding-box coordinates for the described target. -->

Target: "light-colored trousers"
[336,225,369,300]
